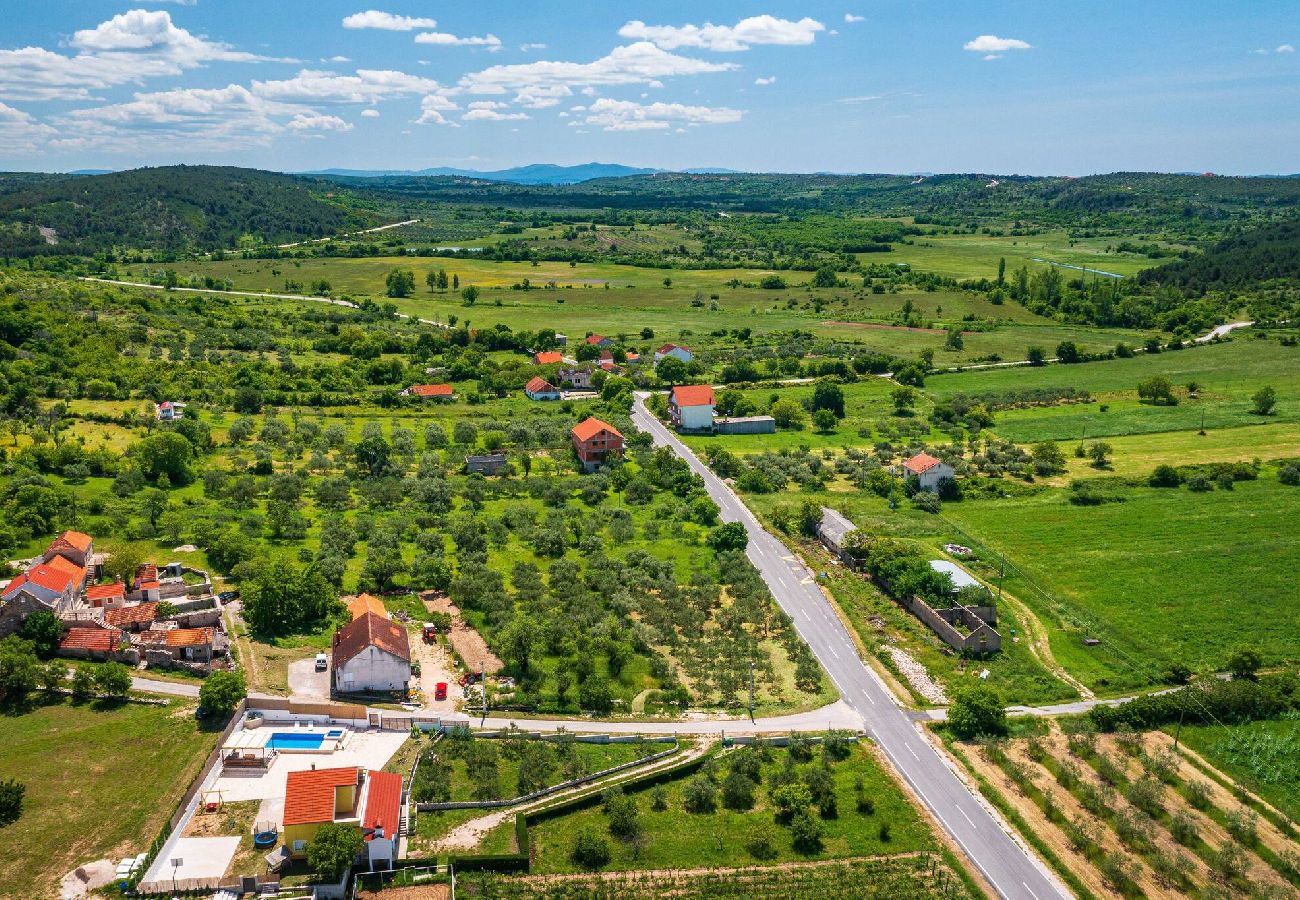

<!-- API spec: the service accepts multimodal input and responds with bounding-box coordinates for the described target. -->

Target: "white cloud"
[963,35,1031,54]
[361,107,380,117]
[416,93,459,125]
[1277,44,1295,53]
[754,75,776,85]
[618,15,825,52]
[342,10,436,31]
[453,41,736,108]
[844,13,864,23]
[582,97,742,131]
[328,55,352,63]
[0,10,274,101]
[838,94,882,103]
[463,107,530,121]
[415,31,502,49]
[520,43,547,51]
[252,68,440,103]
[0,101,58,153]
[288,113,352,132]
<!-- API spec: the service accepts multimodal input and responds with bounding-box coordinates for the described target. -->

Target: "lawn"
[941,472,1300,692]
[0,696,218,899]
[520,740,933,873]
[877,229,1173,280]
[1174,714,1300,824]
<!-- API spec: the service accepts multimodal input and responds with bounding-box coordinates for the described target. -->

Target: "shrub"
[200,670,247,716]
[1225,807,1258,846]
[1185,779,1211,810]
[1169,809,1198,845]
[570,828,611,869]
[649,785,668,811]
[306,823,363,879]
[1149,464,1182,487]
[0,778,24,825]
[790,811,823,853]
[745,821,779,859]
[722,771,757,810]
[683,775,718,813]
[1280,462,1300,486]
[93,662,132,698]
[948,684,1007,740]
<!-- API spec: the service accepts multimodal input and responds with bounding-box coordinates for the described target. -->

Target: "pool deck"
[212,730,408,802]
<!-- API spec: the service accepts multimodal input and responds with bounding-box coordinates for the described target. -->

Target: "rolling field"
[941,473,1300,691]
[877,229,1175,280]
[1175,715,1300,824]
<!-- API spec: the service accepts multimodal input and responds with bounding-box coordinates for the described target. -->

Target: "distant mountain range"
[301,162,740,185]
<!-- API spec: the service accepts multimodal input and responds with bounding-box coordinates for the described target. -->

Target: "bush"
[1149,464,1182,487]
[94,662,132,698]
[570,829,610,869]
[722,770,757,810]
[948,684,1007,740]
[745,821,778,859]
[0,778,24,825]
[790,810,823,853]
[682,774,717,813]
[1280,462,1300,486]
[306,822,363,878]
[200,670,247,716]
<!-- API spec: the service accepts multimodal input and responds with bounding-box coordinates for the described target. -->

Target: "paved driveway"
[150,836,239,883]
[287,657,330,699]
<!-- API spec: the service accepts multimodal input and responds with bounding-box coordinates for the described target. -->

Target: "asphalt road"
[631,394,1069,900]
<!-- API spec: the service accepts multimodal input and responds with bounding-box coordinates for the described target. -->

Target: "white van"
[315,653,328,671]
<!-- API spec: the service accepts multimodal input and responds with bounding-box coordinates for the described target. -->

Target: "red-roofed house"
[283,767,363,858]
[570,417,624,472]
[524,376,561,401]
[155,401,186,421]
[669,384,716,432]
[136,626,215,663]
[902,452,955,491]
[86,582,127,610]
[533,350,563,366]
[585,334,613,348]
[59,626,123,660]
[346,594,389,622]
[363,770,403,870]
[2,563,81,611]
[403,383,454,400]
[43,531,94,568]
[106,600,160,631]
[332,612,411,694]
[42,554,88,594]
[654,343,694,364]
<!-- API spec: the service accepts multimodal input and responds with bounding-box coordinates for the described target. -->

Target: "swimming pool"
[267,732,325,750]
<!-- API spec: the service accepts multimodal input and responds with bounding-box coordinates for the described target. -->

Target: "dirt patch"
[882,645,947,704]
[421,592,502,675]
[182,799,258,838]
[821,321,946,334]
[358,886,449,900]
[59,859,114,900]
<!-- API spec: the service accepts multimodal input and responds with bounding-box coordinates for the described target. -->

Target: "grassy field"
[1174,715,1300,824]
[519,741,933,873]
[941,472,1300,691]
[0,697,218,900]
[878,229,1174,280]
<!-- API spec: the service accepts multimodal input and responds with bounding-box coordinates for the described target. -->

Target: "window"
[292,840,305,852]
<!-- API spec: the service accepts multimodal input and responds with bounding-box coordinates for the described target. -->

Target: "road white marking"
[959,806,976,827]
[1023,882,1042,900]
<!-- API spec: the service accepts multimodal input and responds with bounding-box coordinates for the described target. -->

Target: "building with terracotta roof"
[403,383,454,400]
[42,554,88,594]
[332,611,411,694]
[363,770,403,870]
[58,626,123,660]
[155,401,186,421]
[105,600,160,631]
[524,375,561,401]
[570,417,624,472]
[557,367,592,389]
[533,350,563,366]
[136,626,215,663]
[584,333,612,348]
[346,594,389,622]
[283,767,364,857]
[1,562,81,611]
[85,582,127,610]
[43,531,94,568]
[669,384,716,432]
[654,343,694,364]
[902,452,955,491]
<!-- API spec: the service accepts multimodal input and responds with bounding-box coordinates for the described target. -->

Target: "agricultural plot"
[958,726,1300,898]
[1175,715,1300,825]
[877,229,1173,280]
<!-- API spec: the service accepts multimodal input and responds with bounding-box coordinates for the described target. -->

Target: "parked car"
[314,653,328,671]
[434,682,448,701]
[217,591,239,602]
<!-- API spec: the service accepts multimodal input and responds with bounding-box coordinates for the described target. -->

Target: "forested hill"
[0,166,378,256]
[1139,217,1300,294]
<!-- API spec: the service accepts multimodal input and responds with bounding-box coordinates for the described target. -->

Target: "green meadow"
[877,229,1174,280]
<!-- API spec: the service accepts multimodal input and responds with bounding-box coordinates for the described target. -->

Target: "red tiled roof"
[59,627,121,653]
[363,770,403,842]
[657,343,688,354]
[626,352,639,362]
[8,564,77,595]
[903,452,943,475]
[533,351,563,365]
[43,555,87,584]
[671,384,715,408]
[410,383,454,397]
[48,530,93,555]
[106,601,159,627]
[333,612,411,669]
[347,594,389,621]
[599,350,614,361]
[585,334,607,345]
[135,564,159,585]
[525,376,557,394]
[571,417,622,443]
[86,583,126,604]
[136,626,212,648]
[284,767,360,827]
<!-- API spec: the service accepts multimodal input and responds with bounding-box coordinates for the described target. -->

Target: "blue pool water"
[267,732,325,750]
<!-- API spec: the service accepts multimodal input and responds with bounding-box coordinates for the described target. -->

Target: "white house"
[669,384,716,432]
[655,343,694,364]
[332,611,412,694]
[903,452,956,491]
[524,376,562,401]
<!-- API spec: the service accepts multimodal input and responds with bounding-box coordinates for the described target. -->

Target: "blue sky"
[1,1,1297,174]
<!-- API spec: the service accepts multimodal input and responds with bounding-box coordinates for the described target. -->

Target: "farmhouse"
[524,376,561,401]
[584,333,613,348]
[85,582,127,610]
[903,452,956,491]
[283,766,364,858]
[43,530,95,569]
[155,401,185,421]
[1,562,82,612]
[655,343,694,363]
[533,350,563,366]
[669,384,716,432]
[570,417,624,472]
[332,611,412,694]
[557,366,593,389]
[402,383,454,400]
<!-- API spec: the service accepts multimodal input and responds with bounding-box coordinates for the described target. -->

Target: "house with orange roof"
[346,594,389,621]
[1,562,82,611]
[524,375,561,401]
[363,770,403,869]
[669,384,716,432]
[533,350,563,366]
[85,582,127,610]
[106,600,160,632]
[43,530,94,568]
[654,343,694,364]
[42,553,88,595]
[332,612,411,694]
[283,766,365,858]
[902,451,956,492]
[136,626,216,664]
[58,626,123,660]
[402,383,454,401]
[570,417,624,472]
[584,333,613,348]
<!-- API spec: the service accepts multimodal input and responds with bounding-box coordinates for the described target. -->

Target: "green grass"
[0,696,218,899]
[941,473,1300,692]
[1175,714,1300,825]
[877,229,1174,280]
[521,742,933,873]
[441,737,660,803]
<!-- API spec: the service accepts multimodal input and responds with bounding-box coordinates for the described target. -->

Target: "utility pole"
[480,664,487,724]
[748,659,755,722]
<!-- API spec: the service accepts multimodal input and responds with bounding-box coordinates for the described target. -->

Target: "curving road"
[631,394,1069,900]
